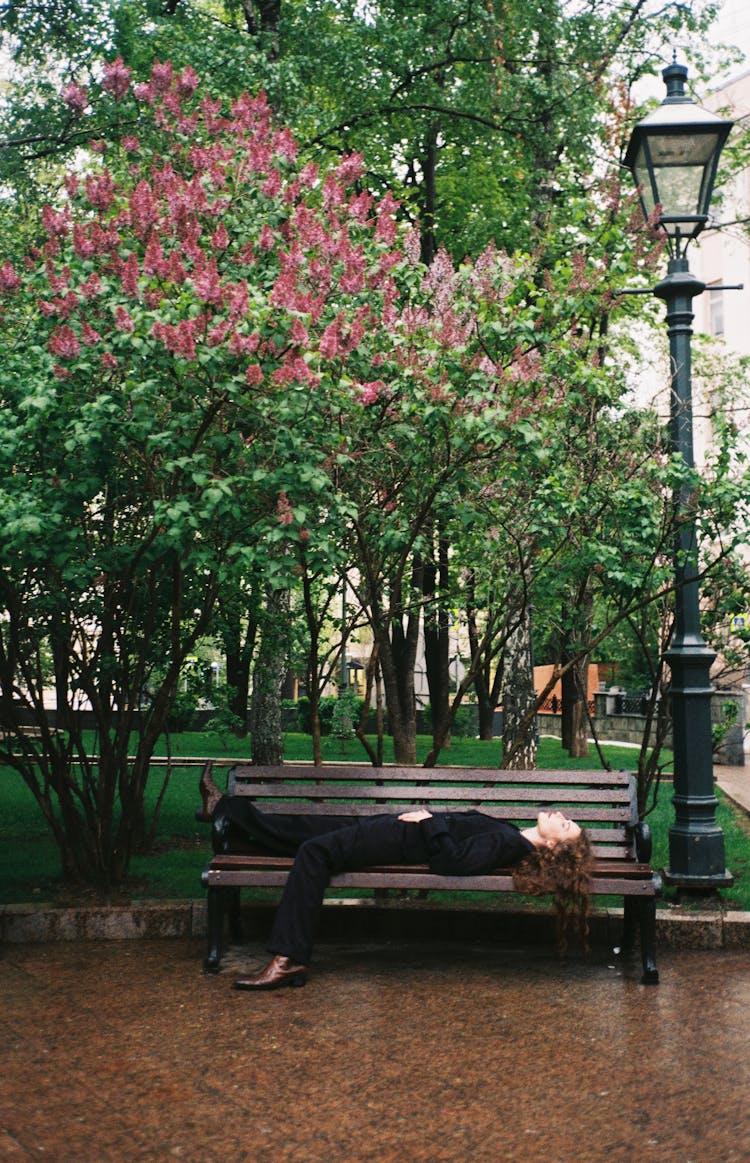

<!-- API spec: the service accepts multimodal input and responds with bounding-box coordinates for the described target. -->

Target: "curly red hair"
[512,829,594,954]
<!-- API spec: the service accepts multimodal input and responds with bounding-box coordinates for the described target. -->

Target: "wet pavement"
[716,764,750,814]
[2,934,750,1162]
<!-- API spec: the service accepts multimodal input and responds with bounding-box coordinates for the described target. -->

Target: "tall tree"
[0,61,409,883]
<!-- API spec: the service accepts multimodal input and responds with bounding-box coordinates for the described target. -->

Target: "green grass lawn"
[2,731,749,910]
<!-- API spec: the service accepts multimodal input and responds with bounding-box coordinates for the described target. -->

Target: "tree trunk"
[420,120,440,266]
[423,533,452,753]
[466,575,502,741]
[500,608,537,770]
[241,0,281,57]
[221,596,257,736]
[250,585,289,765]
[360,559,422,766]
[377,623,418,765]
[561,651,589,759]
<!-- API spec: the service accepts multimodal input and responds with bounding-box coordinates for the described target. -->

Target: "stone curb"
[3,898,750,951]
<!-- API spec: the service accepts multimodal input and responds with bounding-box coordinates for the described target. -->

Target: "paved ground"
[2,934,750,1163]
[715,763,750,814]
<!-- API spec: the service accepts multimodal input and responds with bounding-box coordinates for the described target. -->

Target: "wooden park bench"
[201,764,660,984]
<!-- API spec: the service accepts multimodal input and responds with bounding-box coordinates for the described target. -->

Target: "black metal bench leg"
[620,896,638,953]
[615,897,659,985]
[203,885,225,973]
[638,896,659,985]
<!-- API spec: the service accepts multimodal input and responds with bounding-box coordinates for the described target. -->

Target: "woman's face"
[536,810,582,847]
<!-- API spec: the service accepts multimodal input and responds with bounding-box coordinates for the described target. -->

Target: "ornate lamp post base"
[663,639,733,889]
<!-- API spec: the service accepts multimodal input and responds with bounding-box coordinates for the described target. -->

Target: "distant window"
[709,285,724,337]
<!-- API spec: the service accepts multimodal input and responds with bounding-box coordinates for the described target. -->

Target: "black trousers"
[215,799,429,965]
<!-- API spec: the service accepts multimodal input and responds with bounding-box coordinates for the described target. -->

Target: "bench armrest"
[631,820,653,863]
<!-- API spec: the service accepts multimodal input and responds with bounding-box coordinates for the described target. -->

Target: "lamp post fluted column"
[654,256,731,887]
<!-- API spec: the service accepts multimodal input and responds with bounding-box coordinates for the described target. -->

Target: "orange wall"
[534,664,600,704]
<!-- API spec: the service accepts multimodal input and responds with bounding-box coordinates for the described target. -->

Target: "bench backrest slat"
[227,782,631,806]
[230,764,633,788]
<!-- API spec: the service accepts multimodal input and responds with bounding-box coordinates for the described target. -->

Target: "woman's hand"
[398,809,433,823]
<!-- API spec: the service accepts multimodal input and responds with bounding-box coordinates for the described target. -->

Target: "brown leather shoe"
[195,762,222,822]
[233,955,308,991]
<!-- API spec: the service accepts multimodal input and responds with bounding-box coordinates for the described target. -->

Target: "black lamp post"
[625,60,733,888]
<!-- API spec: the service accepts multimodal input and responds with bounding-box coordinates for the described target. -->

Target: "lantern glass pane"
[646,131,720,168]
[651,164,704,217]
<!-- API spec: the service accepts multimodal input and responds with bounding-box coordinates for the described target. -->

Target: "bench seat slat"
[206,853,655,877]
[204,866,656,895]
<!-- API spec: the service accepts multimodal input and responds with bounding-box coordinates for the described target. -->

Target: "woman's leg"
[267,815,425,965]
[214,795,359,855]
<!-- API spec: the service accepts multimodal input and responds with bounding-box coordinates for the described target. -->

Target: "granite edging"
[2,898,750,951]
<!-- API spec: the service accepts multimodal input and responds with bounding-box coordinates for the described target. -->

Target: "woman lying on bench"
[199,765,594,992]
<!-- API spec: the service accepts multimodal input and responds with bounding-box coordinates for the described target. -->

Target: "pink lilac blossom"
[41,205,70,240]
[261,170,283,198]
[100,352,119,369]
[114,306,135,332]
[102,57,132,100]
[273,127,298,162]
[62,83,89,114]
[121,135,140,153]
[48,325,81,360]
[207,319,231,346]
[201,95,227,136]
[0,262,21,293]
[374,192,399,245]
[81,320,102,346]
[85,171,115,211]
[72,224,97,260]
[224,281,250,320]
[340,252,365,294]
[192,258,223,305]
[130,181,160,238]
[228,331,260,357]
[335,153,365,186]
[38,292,78,319]
[299,162,319,188]
[258,224,275,251]
[143,235,169,278]
[120,253,140,296]
[319,318,342,360]
[283,178,302,206]
[348,191,374,223]
[244,364,263,386]
[322,175,345,211]
[276,492,294,525]
[176,65,200,99]
[150,61,174,94]
[211,223,229,251]
[359,380,386,405]
[290,318,309,346]
[272,357,311,385]
[44,260,71,292]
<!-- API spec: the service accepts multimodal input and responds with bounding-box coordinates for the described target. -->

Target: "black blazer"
[216,797,533,875]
